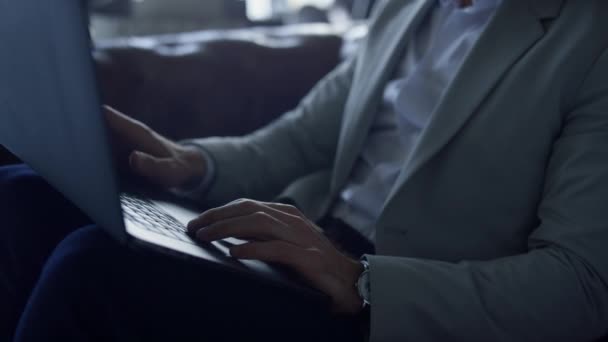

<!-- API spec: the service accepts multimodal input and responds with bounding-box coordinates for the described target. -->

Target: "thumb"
[129,151,181,188]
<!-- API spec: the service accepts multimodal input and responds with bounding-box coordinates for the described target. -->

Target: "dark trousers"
[0,165,364,341]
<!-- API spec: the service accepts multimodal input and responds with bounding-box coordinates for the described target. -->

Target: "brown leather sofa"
[0,23,365,165]
[94,24,363,140]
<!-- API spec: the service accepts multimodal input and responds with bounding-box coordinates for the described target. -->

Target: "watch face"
[357,270,371,304]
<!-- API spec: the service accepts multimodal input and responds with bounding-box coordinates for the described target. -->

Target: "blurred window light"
[286,0,333,10]
[245,0,334,20]
[245,0,274,20]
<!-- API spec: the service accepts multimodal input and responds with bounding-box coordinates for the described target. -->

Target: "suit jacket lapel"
[331,0,433,194]
[382,0,555,208]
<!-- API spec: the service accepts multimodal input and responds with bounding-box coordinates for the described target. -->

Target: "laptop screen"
[0,0,127,242]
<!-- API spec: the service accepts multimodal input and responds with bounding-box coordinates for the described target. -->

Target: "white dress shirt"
[332,0,503,242]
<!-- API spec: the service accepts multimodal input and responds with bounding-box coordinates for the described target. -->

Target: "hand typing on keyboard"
[187,198,365,315]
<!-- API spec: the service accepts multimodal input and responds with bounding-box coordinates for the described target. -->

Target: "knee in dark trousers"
[0,164,91,340]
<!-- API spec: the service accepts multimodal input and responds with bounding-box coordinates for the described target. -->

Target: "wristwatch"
[356,258,371,308]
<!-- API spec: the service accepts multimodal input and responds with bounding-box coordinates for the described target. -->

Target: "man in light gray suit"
[4,0,608,341]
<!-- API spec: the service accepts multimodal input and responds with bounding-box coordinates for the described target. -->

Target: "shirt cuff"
[170,143,216,201]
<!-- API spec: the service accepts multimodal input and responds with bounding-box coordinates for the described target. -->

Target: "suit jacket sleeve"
[185,58,356,205]
[365,48,608,342]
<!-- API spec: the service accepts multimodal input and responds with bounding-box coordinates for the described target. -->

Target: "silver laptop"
[0,0,322,299]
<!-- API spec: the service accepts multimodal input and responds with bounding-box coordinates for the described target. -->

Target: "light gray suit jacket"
[189,0,608,340]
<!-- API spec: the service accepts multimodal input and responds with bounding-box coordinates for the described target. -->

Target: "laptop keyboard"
[120,194,192,243]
